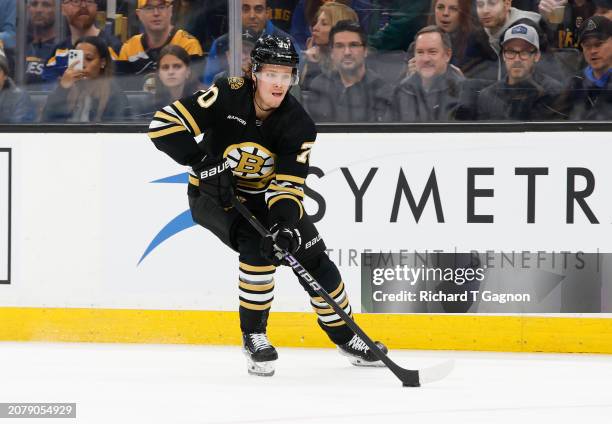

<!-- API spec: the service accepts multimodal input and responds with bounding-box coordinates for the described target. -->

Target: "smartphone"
[67,49,84,71]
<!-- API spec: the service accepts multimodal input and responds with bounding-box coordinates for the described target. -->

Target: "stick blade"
[415,359,455,386]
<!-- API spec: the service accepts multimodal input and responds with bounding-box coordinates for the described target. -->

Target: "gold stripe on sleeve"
[174,100,202,136]
[148,125,188,139]
[154,111,183,126]
[268,184,305,198]
[267,194,304,219]
[275,174,306,185]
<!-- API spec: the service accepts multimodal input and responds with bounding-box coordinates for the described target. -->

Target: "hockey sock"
[310,281,355,345]
[238,262,275,333]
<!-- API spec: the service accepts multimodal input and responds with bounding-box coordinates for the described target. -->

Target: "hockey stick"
[231,196,454,387]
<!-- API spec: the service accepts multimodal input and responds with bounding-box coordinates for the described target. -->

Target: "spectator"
[388,26,465,122]
[403,0,476,81]
[181,0,228,53]
[213,29,259,82]
[290,0,371,49]
[0,0,16,51]
[559,15,611,119]
[117,0,203,90]
[300,2,358,90]
[268,0,300,32]
[429,0,476,65]
[153,44,201,111]
[304,20,391,121]
[539,0,595,48]
[464,0,543,80]
[25,0,57,86]
[477,23,565,120]
[43,0,123,86]
[367,1,430,51]
[594,0,612,18]
[42,36,131,122]
[0,55,36,123]
[202,0,298,87]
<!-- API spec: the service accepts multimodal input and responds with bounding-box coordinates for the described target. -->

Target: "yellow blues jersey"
[148,77,316,226]
[117,28,203,76]
[25,37,57,85]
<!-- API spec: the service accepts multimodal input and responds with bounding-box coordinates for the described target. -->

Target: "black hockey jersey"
[148,76,317,225]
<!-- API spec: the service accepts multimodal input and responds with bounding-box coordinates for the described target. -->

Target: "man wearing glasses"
[42,0,122,86]
[116,0,203,90]
[465,0,543,80]
[476,23,564,120]
[304,20,391,122]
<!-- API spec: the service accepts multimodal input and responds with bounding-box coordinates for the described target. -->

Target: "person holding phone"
[42,36,131,122]
[42,0,122,87]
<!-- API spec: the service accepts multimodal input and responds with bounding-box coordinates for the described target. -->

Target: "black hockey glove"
[192,155,235,209]
[260,224,301,266]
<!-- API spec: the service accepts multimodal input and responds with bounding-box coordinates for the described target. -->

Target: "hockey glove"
[192,155,235,209]
[260,224,301,266]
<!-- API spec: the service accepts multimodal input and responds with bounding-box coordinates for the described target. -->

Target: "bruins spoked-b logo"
[224,142,275,179]
[228,77,245,90]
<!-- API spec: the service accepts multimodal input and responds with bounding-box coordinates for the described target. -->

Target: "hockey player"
[148,35,387,376]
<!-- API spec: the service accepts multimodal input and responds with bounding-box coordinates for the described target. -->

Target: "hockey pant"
[188,192,355,345]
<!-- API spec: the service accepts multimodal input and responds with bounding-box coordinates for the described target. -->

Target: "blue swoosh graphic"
[151,172,189,184]
[138,172,195,265]
[138,209,196,265]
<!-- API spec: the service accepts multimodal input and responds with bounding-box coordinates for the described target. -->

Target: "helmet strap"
[253,91,276,113]
[252,76,277,114]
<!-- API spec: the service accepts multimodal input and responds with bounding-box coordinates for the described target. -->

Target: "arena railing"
[1,122,611,133]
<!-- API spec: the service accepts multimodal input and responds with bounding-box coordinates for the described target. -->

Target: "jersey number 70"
[297,142,315,164]
[197,86,219,109]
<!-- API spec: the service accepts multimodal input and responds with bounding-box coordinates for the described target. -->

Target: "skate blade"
[244,354,276,377]
[338,349,386,368]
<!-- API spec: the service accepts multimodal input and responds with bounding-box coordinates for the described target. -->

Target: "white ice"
[1,342,611,424]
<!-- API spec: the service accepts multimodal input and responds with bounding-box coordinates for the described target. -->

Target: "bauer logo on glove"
[192,155,236,209]
[199,159,230,179]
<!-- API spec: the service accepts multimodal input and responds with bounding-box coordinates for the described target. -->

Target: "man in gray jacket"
[388,25,465,122]
[477,23,565,120]
[303,20,392,122]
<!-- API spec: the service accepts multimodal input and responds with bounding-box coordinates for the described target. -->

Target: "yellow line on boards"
[1,308,612,354]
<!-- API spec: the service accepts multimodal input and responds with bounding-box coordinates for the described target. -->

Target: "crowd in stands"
[0,0,609,124]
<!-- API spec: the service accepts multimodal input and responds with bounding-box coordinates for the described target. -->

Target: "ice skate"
[338,334,388,367]
[242,332,278,376]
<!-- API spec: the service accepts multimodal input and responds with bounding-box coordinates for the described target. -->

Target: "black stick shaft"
[231,197,420,387]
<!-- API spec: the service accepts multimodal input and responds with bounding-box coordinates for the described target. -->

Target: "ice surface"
[0,342,611,424]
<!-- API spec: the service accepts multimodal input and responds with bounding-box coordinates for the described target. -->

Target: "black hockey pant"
[189,192,354,345]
